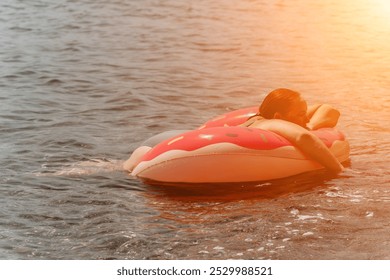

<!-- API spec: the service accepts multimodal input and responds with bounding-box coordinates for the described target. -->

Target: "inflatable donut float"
[198,106,258,129]
[131,107,350,184]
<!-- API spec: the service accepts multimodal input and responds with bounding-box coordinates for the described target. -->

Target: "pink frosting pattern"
[140,107,345,162]
[141,127,290,161]
[198,106,258,128]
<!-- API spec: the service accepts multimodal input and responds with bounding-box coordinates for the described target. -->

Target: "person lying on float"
[240,88,343,173]
[123,88,343,173]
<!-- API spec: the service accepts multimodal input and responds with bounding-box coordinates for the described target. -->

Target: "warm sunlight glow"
[373,0,390,12]
[368,0,390,25]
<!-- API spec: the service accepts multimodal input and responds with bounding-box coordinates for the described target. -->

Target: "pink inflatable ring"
[132,108,350,183]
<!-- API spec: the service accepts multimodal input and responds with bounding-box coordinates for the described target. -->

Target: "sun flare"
[369,0,390,19]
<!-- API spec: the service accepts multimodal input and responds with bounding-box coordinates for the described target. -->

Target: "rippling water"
[1,0,389,259]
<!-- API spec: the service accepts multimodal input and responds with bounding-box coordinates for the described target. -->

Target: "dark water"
[1,0,389,259]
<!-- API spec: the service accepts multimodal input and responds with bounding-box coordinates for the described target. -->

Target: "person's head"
[259,88,308,127]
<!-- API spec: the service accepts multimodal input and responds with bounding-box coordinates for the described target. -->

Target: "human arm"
[307,104,340,130]
[249,119,344,172]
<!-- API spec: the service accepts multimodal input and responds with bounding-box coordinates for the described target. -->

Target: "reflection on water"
[139,165,390,260]
[0,0,389,259]
[143,169,339,202]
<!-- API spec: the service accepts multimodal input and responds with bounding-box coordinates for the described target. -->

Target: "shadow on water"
[140,163,351,203]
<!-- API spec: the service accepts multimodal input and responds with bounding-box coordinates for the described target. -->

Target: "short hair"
[259,88,301,119]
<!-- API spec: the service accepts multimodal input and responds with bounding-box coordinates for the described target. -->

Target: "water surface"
[0,0,389,259]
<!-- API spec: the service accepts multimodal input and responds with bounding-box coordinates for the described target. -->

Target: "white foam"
[36,159,123,177]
